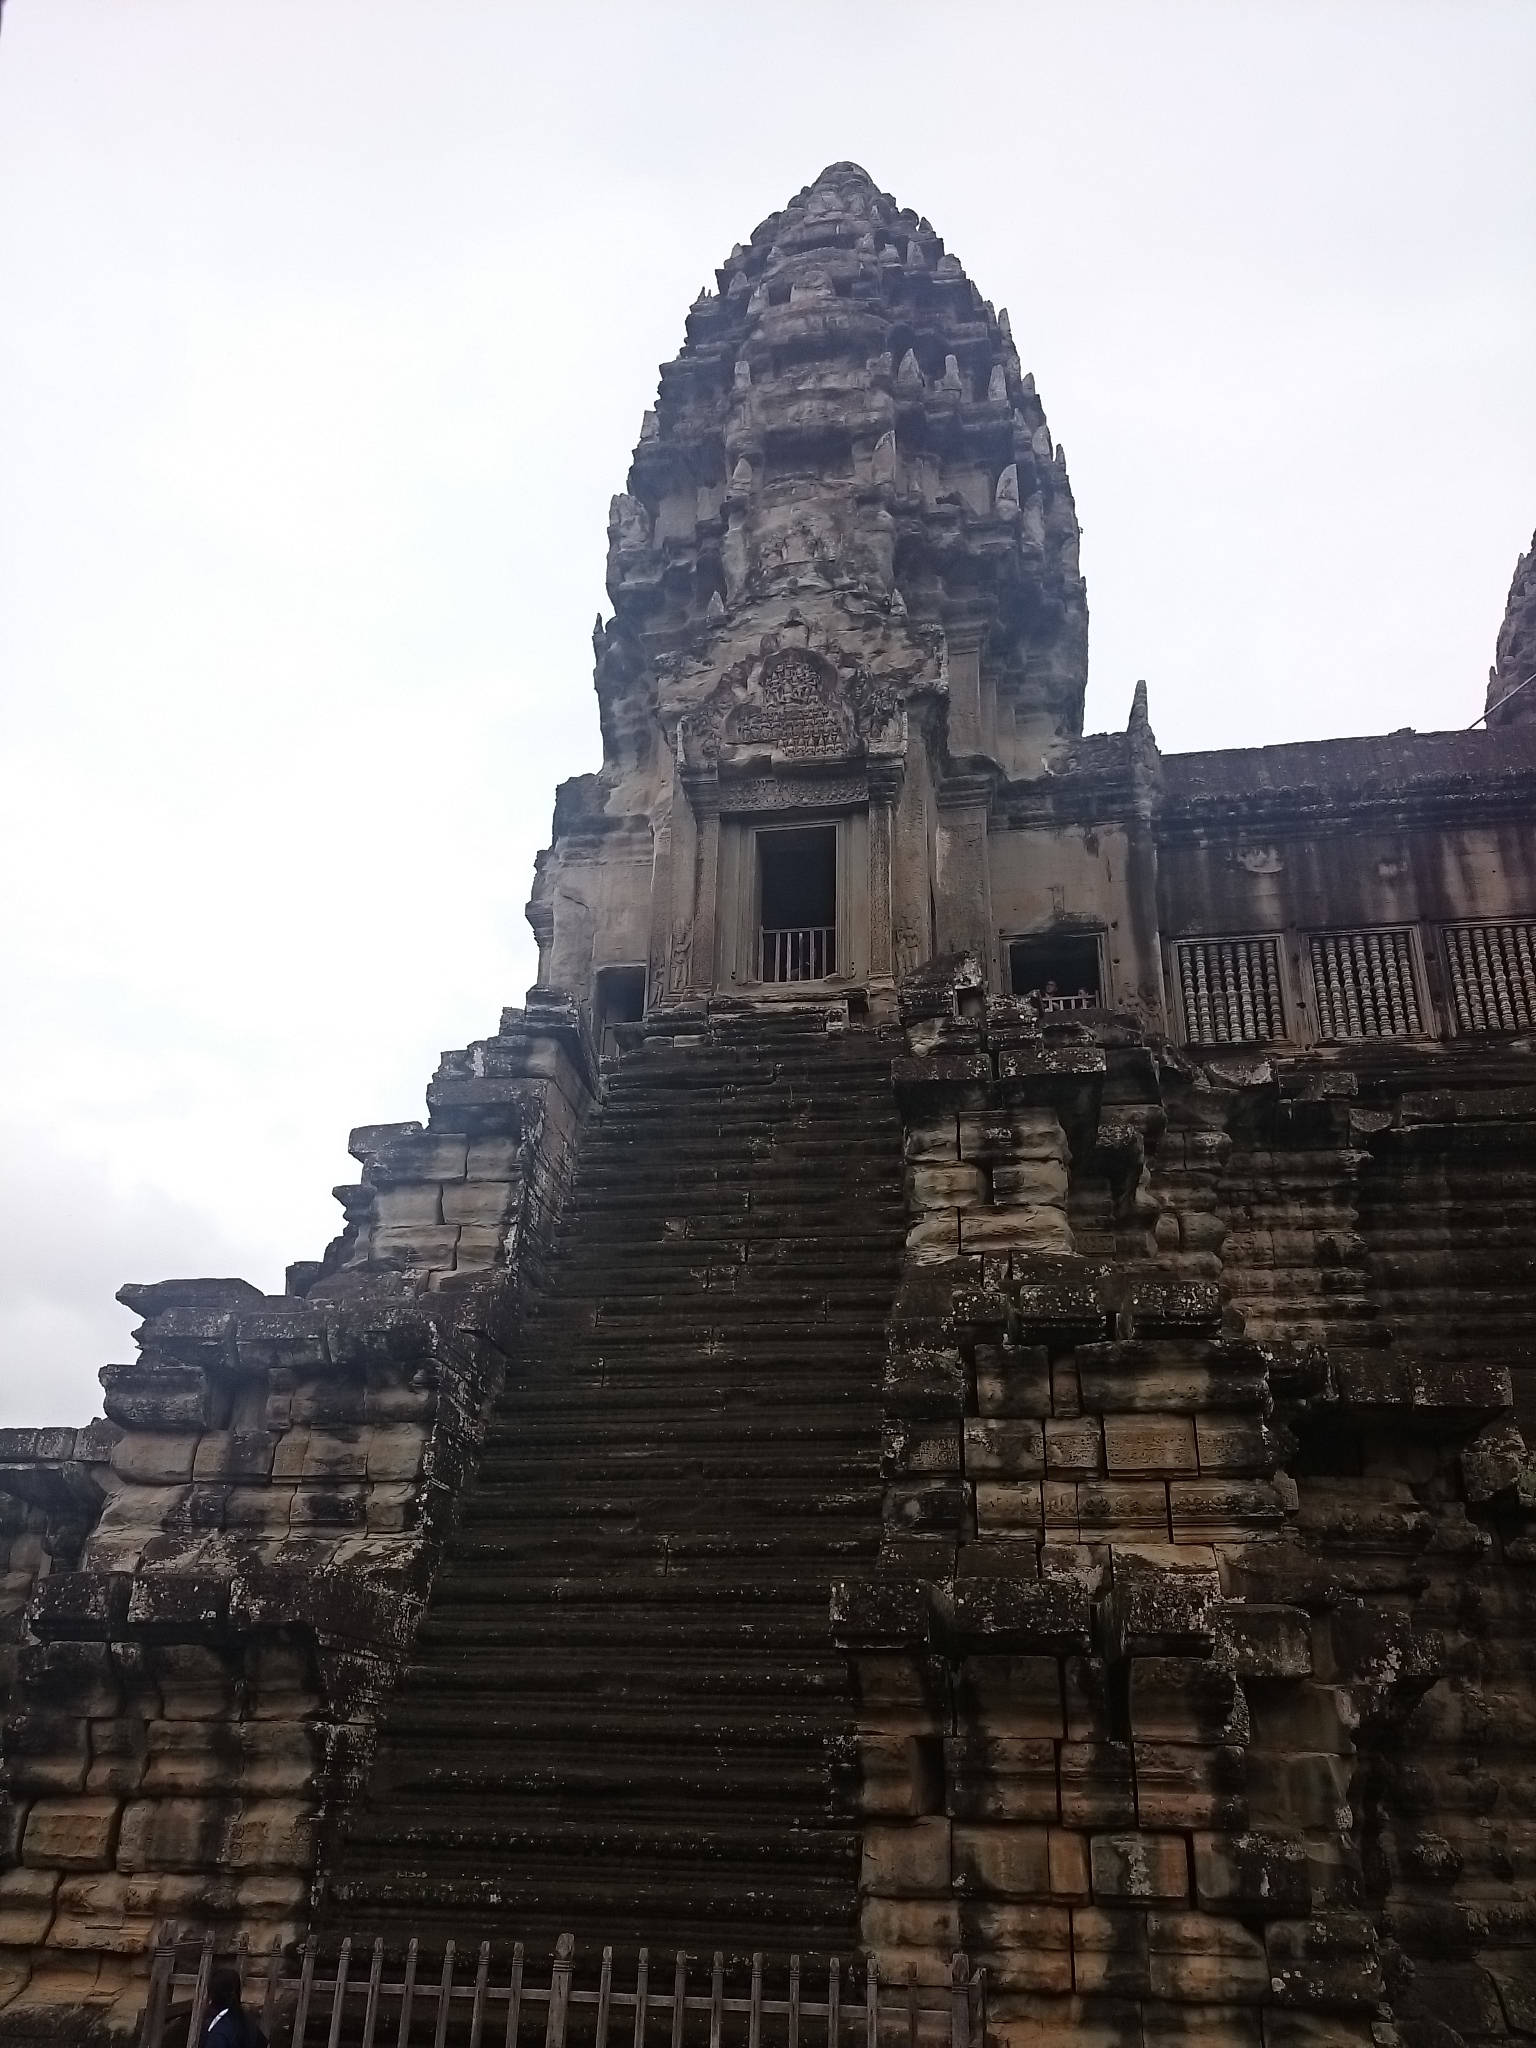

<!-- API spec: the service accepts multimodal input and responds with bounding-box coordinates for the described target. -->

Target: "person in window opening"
[1042,980,1058,999]
[202,1967,268,2048]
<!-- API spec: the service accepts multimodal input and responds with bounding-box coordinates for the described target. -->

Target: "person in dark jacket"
[202,1967,267,2048]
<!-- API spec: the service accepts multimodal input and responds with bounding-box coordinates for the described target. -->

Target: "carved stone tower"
[529,162,1087,1025]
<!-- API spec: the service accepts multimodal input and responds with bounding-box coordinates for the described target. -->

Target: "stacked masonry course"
[3,163,1536,2048]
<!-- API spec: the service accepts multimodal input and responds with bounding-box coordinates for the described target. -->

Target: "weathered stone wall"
[837,958,1536,2046]
[0,1009,593,2040]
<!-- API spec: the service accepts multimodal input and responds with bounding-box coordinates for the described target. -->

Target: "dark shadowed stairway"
[323,1008,906,1959]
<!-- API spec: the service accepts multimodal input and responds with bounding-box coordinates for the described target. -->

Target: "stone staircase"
[324,1007,906,1959]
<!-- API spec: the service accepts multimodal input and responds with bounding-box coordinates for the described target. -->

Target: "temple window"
[593,964,646,1058]
[1442,922,1536,1033]
[1010,933,1103,1011]
[1307,929,1425,1040]
[1173,936,1286,1044]
[757,825,837,983]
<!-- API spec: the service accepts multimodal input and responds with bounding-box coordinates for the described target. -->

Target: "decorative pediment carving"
[677,633,917,786]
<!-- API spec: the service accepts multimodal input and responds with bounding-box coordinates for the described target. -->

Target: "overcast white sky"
[1,0,1532,1426]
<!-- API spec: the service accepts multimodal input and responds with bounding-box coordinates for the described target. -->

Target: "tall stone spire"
[1486,528,1536,725]
[593,163,1087,790]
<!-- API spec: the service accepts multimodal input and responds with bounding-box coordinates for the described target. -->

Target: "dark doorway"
[1009,933,1103,1010]
[594,964,646,1057]
[758,826,837,982]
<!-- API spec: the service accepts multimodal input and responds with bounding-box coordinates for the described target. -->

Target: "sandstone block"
[465,1135,523,1180]
[959,1110,1067,1164]
[192,1431,274,1482]
[1089,1831,1189,1904]
[990,1159,1069,1203]
[442,1179,517,1225]
[1075,1480,1168,1537]
[960,1208,1074,1255]
[1140,2003,1260,2045]
[857,1734,943,1819]
[1064,1658,1113,1742]
[1104,1414,1198,1475]
[300,1428,370,1481]
[1134,1742,1248,1831]
[108,1435,197,1486]
[1170,1478,1287,1542]
[858,1897,960,1952]
[1045,1417,1104,1476]
[1192,1831,1309,1915]
[85,1719,148,1798]
[222,1484,296,1532]
[954,1656,1064,1738]
[22,1797,120,1871]
[1060,1743,1135,1829]
[1070,1907,1149,1997]
[951,1822,1051,1899]
[964,1418,1045,1476]
[1130,1658,1247,1743]
[1265,1914,1383,2012]
[860,1817,951,1897]
[974,1343,1051,1419]
[959,1903,1071,1991]
[944,1735,1057,1822]
[0,1869,57,1946]
[223,1798,317,1871]
[975,1481,1043,1535]
[1048,1827,1090,1900]
[908,1163,986,1209]
[905,1213,962,1261]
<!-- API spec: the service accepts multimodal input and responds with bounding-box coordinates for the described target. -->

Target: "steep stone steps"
[323,1015,904,1960]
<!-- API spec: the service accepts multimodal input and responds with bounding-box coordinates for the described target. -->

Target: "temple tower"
[530,163,1088,1029]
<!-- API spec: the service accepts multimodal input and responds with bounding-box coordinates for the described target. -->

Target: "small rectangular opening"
[758,825,837,983]
[1010,933,1102,1010]
[594,964,646,1058]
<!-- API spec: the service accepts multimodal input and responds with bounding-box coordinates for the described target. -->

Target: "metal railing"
[140,1930,986,2048]
[758,927,836,984]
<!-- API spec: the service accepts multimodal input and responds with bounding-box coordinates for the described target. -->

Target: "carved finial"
[987,363,1009,404]
[1129,679,1150,732]
[904,237,925,270]
[1021,370,1036,396]
[592,613,605,657]
[639,410,659,443]
[897,349,924,392]
[940,354,962,394]
[706,590,726,622]
[734,359,751,391]
[994,464,1020,516]
[998,307,1013,340]
[872,429,897,485]
[1054,442,1068,469]
[890,587,907,616]
[731,455,753,488]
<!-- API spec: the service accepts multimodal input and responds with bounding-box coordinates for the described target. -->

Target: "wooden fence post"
[361,1939,384,2048]
[469,1940,491,2048]
[827,1959,839,2048]
[631,1949,649,2048]
[504,1942,525,2048]
[396,1936,419,2048]
[947,1955,968,2048]
[327,1936,352,2048]
[292,1933,318,2048]
[546,1934,575,2048]
[596,1946,614,2048]
[864,1958,878,2048]
[748,1954,762,2048]
[187,1932,216,2047]
[434,1941,457,2048]
[137,1938,173,2048]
